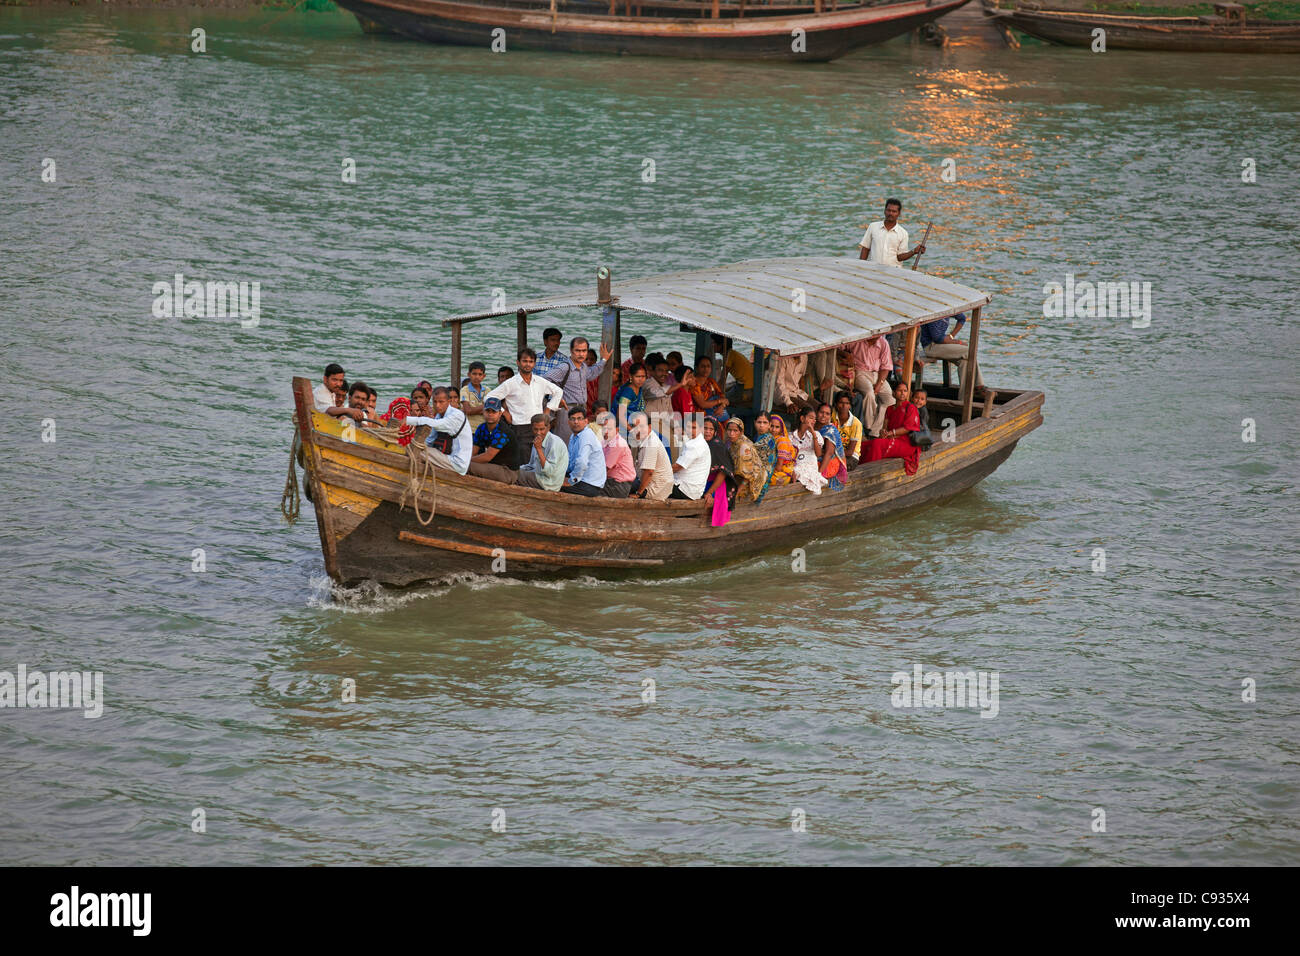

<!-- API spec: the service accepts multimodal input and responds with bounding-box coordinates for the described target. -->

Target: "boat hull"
[293,377,1043,586]
[334,0,975,61]
[986,8,1300,53]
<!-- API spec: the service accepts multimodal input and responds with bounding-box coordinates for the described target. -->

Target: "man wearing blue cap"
[467,397,519,484]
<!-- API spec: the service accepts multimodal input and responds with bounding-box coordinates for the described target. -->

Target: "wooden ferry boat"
[983,2,1300,53]
[335,0,975,61]
[291,257,1043,586]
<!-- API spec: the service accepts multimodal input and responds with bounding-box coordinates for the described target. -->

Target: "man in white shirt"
[858,199,925,267]
[406,386,471,475]
[484,347,566,467]
[669,417,711,500]
[312,363,363,422]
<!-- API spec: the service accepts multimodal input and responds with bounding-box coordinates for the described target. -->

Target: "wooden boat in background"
[336,0,975,60]
[983,1,1300,52]
[291,257,1043,586]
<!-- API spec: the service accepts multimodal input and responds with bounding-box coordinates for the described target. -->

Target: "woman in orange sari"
[767,414,797,487]
[863,382,922,476]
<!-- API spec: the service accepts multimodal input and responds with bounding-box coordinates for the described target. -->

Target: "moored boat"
[982,1,1300,52]
[334,0,975,61]
[290,256,1043,586]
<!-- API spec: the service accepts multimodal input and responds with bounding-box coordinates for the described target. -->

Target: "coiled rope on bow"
[284,397,438,528]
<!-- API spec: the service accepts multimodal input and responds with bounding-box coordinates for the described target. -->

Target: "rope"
[402,439,438,526]
[363,423,439,526]
[285,414,439,527]
[281,415,302,524]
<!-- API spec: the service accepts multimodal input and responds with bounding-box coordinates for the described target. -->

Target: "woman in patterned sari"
[724,418,771,505]
[751,412,778,503]
[767,413,797,488]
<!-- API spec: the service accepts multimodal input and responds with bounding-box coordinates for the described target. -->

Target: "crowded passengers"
[310,309,960,519]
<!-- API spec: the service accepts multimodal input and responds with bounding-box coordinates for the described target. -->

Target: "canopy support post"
[597,267,614,409]
[694,330,711,374]
[516,309,528,356]
[450,320,462,389]
[902,325,919,395]
[960,306,982,424]
[757,349,776,413]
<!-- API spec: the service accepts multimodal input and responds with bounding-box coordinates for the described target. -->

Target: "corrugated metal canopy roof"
[440,256,990,355]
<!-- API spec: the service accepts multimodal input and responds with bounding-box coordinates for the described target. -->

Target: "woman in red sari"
[863,382,922,476]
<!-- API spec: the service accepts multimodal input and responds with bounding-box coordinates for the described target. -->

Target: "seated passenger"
[313,363,364,421]
[712,334,754,405]
[312,363,345,412]
[364,387,379,424]
[665,351,685,380]
[690,357,729,420]
[774,353,809,416]
[467,398,518,484]
[409,385,432,418]
[447,386,462,410]
[671,365,696,418]
[346,382,374,425]
[621,334,648,381]
[863,382,922,476]
[790,406,830,494]
[643,354,683,426]
[597,411,636,498]
[405,386,471,474]
[615,361,648,417]
[750,412,778,503]
[911,389,933,449]
[461,361,488,412]
[588,400,610,439]
[766,414,797,487]
[919,312,981,389]
[701,417,737,510]
[561,408,607,496]
[725,418,771,505]
[669,416,711,500]
[516,413,568,491]
[816,402,848,491]
[628,411,672,501]
[834,391,863,469]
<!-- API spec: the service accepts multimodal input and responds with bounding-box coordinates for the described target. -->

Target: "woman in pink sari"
[863,382,922,476]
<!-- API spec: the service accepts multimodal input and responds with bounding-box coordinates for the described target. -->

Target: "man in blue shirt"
[405,386,471,475]
[561,407,607,496]
[919,312,983,390]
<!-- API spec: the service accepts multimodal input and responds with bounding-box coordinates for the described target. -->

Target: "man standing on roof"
[858,198,925,267]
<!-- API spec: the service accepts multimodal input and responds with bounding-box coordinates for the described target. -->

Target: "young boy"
[912,388,933,446]
[461,361,488,412]
[497,365,514,386]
